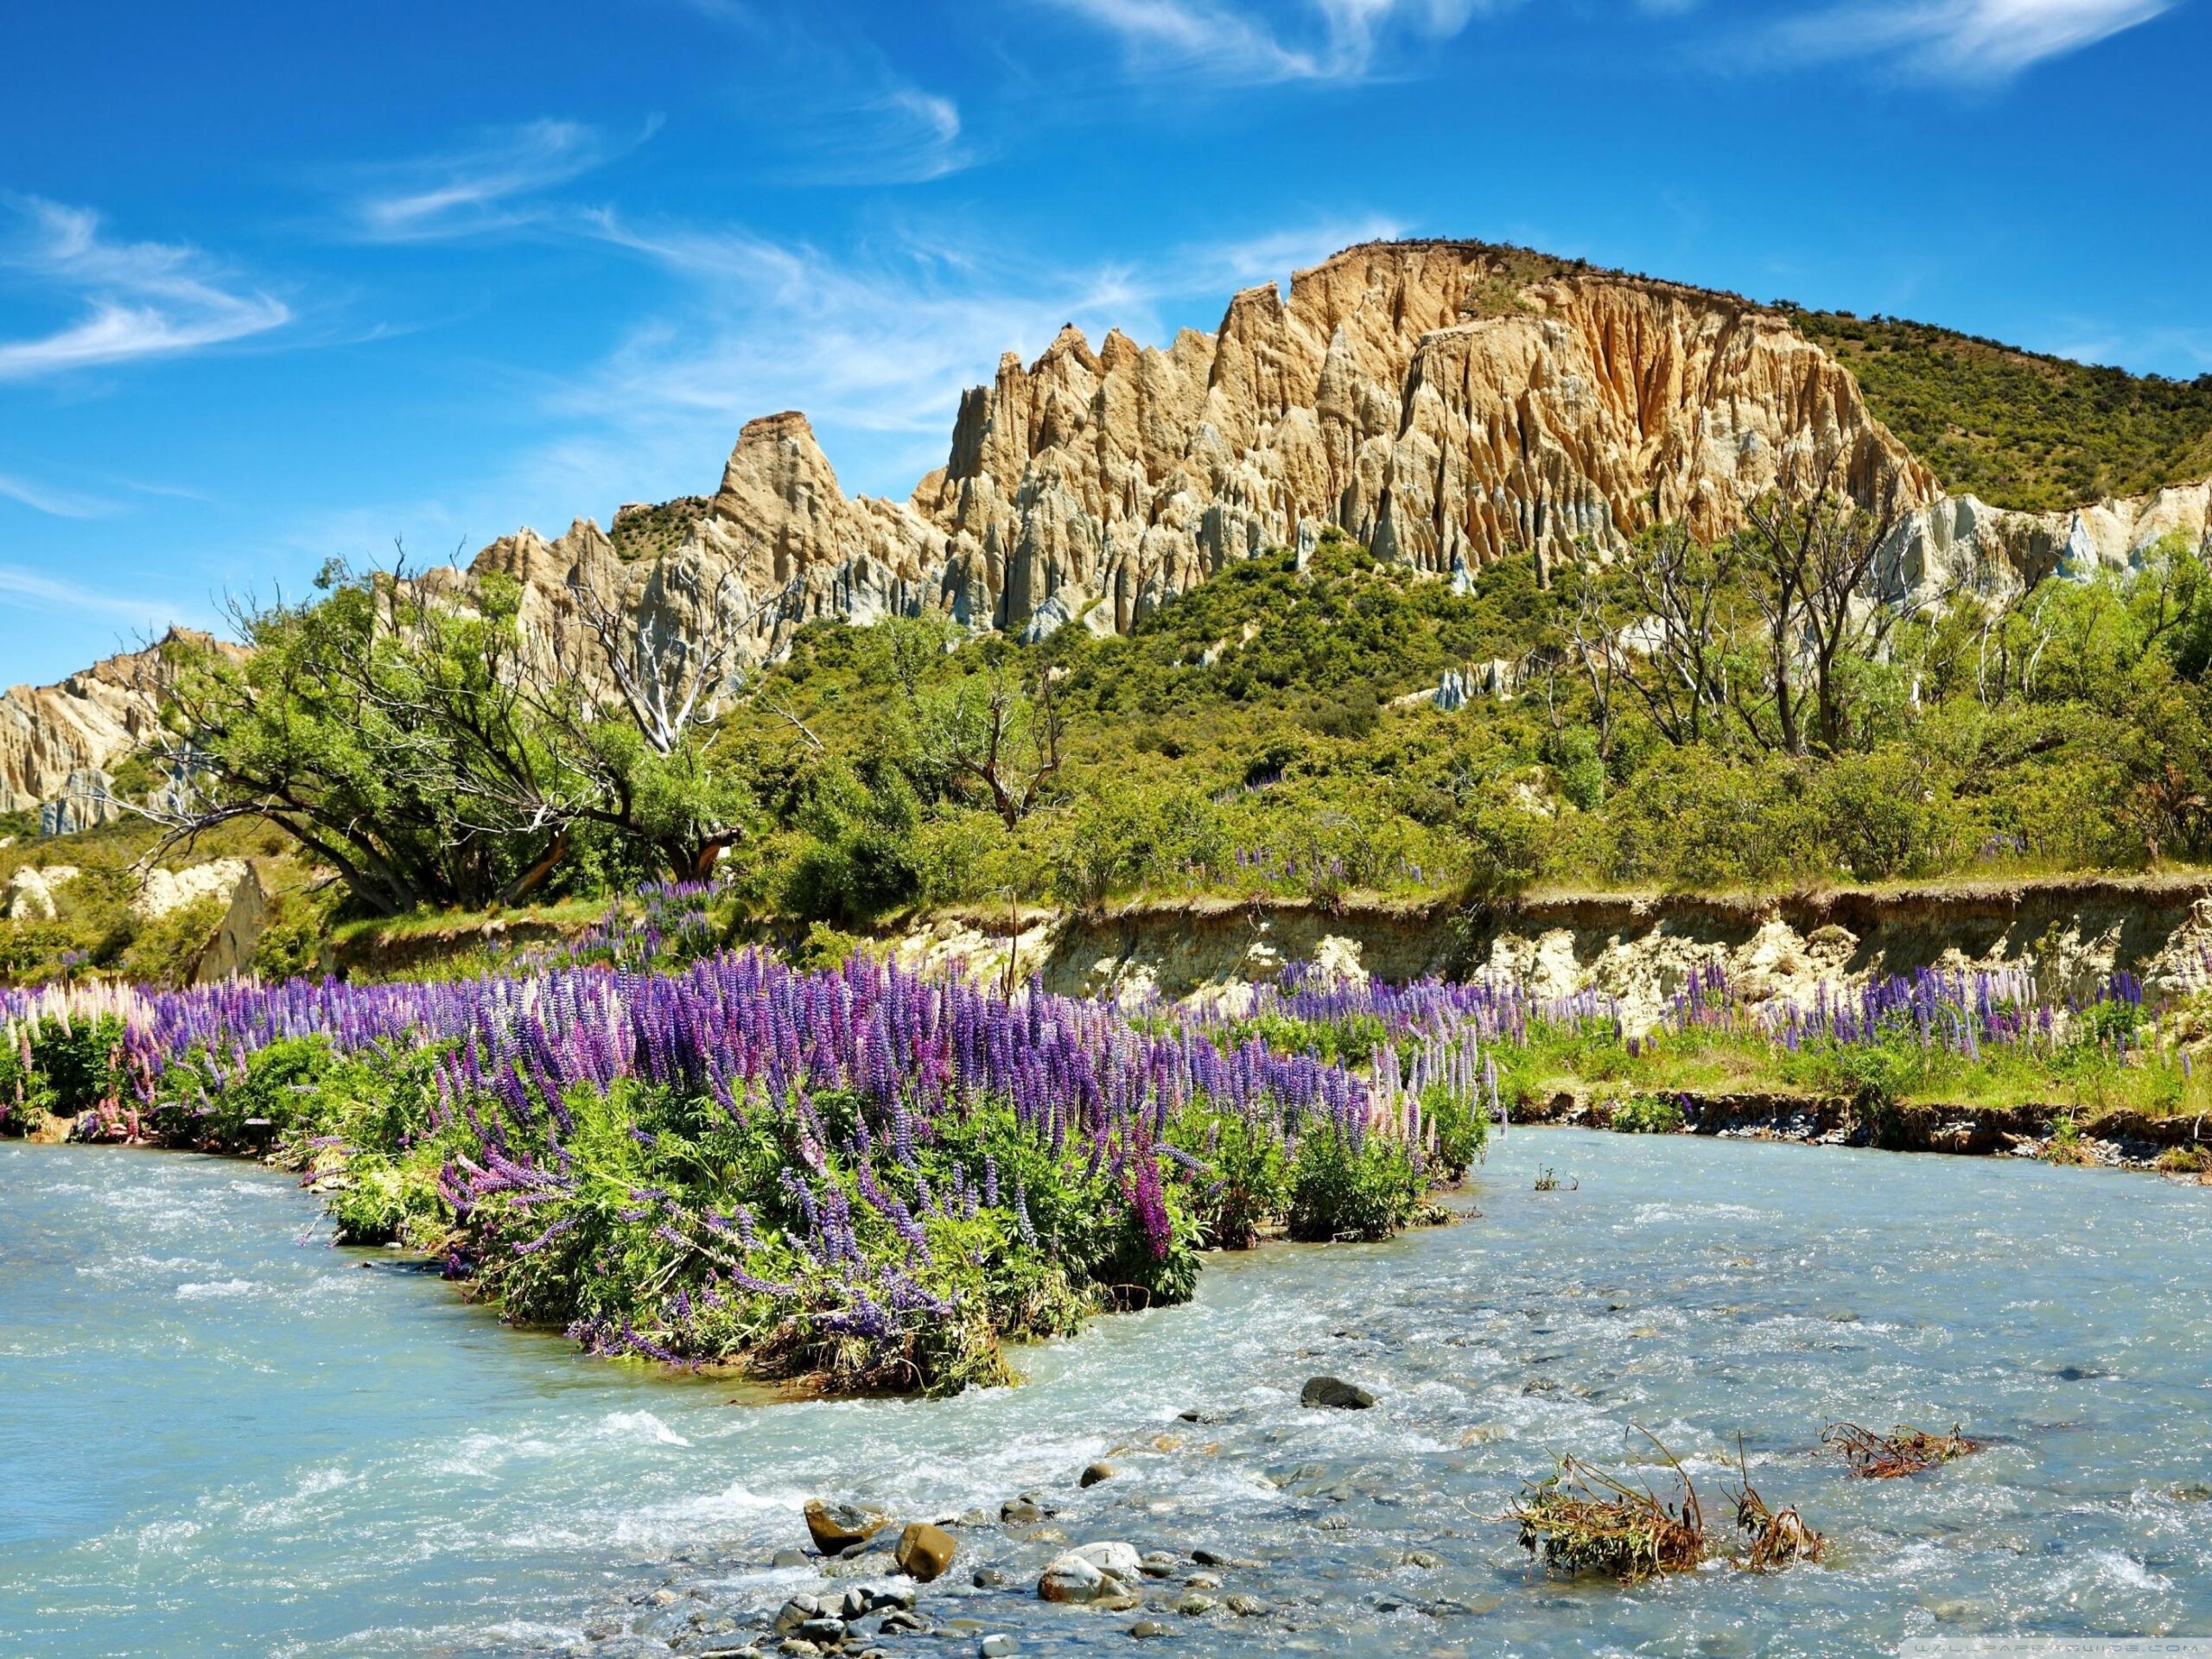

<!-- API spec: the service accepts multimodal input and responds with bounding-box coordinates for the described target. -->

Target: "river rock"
[869,1584,918,1611]
[1138,1551,1179,1578]
[1300,1376,1374,1409]
[896,1522,957,1582]
[1069,1541,1141,1580]
[979,1637,1016,1658]
[805,1498,891,1555]
[1402,1549,1442,1569]
[879,1608,931,1635]
[1225,1593,1268,1617]
[1175,1592,1217,1616]
[773,1596,819,1637]
[1130,1619,1172,1638]
[1000,1497,1042,1523]
[1038,1546,1139,1605]
[797,1616,846,1644]
[1078,1461,1116,1487]
[971,1567,1007,1588]
[772,1548,809,1569]
[1038,1552,1106,1604]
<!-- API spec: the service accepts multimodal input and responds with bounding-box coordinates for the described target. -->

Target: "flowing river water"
[8,1130,2212,1658]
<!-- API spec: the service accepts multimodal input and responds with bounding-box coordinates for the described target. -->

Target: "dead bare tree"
[1736,485,1917,754]
[562,567,770,755]
[906,658,1066,830]
[1597,524,1737,749]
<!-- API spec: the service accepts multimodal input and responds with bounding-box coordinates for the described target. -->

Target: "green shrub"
[792,921,866,973]
[1168,1109,1289,1249]
[29,1015,127,1115]
[1421,1081,1489,1179]
[1609,1095,1685,1135]
[1813,751,1952,880]
[1287,1125,1423,1242]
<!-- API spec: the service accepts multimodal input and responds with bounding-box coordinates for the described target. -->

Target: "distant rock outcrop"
[471,241,1955,655]
[0,638,182,818]
[471,239,2210,675]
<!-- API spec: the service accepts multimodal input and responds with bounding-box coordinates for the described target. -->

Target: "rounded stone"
[1299,1376,1375,1410]
[896,1521,958,1584]
[804,1498,891,1555]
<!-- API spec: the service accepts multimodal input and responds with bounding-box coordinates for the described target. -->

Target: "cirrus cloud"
[0,197,290,381]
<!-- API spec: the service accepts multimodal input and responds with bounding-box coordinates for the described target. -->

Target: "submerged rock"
[1070,1541,1141,1580]
[1079,1461,1116,1488]
[1300,1376,1375,1410]
[1038,1541,1140,1605]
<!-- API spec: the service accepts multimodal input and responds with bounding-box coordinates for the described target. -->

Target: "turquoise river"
[5,1129,2212,1657]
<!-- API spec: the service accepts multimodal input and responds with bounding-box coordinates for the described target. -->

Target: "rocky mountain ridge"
[8,238,2210,817]
[0,631,213,820]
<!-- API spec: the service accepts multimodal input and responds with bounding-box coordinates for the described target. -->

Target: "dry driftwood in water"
[1509,1442,1707,1583]
[1822,1421,1982,1478]
[1726,1441,1827,1569]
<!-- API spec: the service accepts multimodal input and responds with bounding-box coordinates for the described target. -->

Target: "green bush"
[1168,1109,1289,1249]
[1609,1095,1685,1135]
[1421,1080,1489,1180]
[30,1016,127,1115]
[1287,1125,1424,1242]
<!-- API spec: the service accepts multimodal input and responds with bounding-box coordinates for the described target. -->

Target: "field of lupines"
[0,951,1492,1394]
[3,911,2202,1395]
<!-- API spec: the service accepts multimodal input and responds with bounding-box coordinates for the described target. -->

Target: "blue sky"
[1,0,2205,684]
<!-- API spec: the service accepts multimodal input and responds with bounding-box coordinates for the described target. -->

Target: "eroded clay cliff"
[467,238,2209,673]
[474,241,1952,657]
[0,633,205,817]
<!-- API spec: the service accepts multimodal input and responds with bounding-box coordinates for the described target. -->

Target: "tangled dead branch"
[1821,1421,1982,1478]
[1509,1441,1707,1583]
[1725,1441,1827,1569]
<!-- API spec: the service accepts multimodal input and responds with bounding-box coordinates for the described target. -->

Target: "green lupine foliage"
[1286,1126,1426,1243]
[118,1035,1428,1395]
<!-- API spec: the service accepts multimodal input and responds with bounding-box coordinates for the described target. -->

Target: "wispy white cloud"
[0,198,290,380]
[0,562,184,622]
[0,471,114,519]
[761,86,976,187]
[348,118,651,242]
[1042,0,1500,81]
[1764,0,2176,77]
